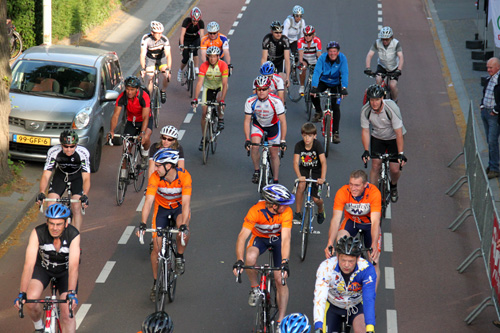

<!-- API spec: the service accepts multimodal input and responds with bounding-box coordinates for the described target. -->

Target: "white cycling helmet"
[292,5,304,15]
[206,46,221,55]
[378,26,393,39]
[160,125,178,139]
[207,21,220,33]
[151,21,164,33]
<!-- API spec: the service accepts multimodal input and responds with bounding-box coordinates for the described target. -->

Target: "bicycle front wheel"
[379,178,389,219]
[255,298,265,333]
[133,149,146,192]
[153,86,160,128]
[116,154,129,206]
[323,113,331,158]
[155,259,167,312]
[202,118,210,164]
[211,112,218,154]
[167,239,177,302]
[304,82,312,121]
[10,31,22,60]
[300,206,311,261]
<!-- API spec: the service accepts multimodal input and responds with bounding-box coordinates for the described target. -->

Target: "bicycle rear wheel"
[167,239,177,302]
[116,154,129,206]
[211,111,218,154]
[133,148,146,192]
[10,31,22,60]
[287,74,302,103]
[300,206,311,261]
[202,118,210,164]
[323,113,331,158]
[155,259,167,312]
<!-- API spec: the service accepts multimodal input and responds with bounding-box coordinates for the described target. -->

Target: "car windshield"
[10,60,97,100]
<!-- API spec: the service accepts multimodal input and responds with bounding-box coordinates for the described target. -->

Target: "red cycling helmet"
[303,25,315,35]
[254,75,271,89]
[191,7,202,22]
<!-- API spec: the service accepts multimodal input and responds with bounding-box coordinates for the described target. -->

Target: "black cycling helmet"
[141,311,174,333]
[326,41,340,50]
[336,235,362,257]
[270,21,283,32]
[60,129,79,145]
[366,84,385,99]
[124,75,141,88]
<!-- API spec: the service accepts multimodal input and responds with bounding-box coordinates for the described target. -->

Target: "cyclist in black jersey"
[36,130,90,231]
[177,7,205,82]
[14,204,80,333]
[262,21,291,88]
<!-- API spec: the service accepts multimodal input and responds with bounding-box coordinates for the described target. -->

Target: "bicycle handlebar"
[316,91,341,98]
[40,198,86,215]
[19,298,74,319]
[106,133,141,146]
[236,265,286,285]
[139,228,186,246]
[370,152,404,170]
[246,142,284,158]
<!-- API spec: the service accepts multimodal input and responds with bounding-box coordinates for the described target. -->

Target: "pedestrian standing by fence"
[480,57,500,179]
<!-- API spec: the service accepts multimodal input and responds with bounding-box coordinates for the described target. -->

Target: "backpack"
[363,99,407,135]
[118,85,150,108]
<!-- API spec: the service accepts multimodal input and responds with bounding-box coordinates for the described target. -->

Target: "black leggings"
[311,82,341,133]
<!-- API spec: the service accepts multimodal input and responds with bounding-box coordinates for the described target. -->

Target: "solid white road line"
[178,129,185,141]
[386,309,398,332]
[96,261,116,283]
[183,113,193,123]
[385,267,395,289]
[383,232,393,252]
[118,226,135,245]
[76,304,91,330]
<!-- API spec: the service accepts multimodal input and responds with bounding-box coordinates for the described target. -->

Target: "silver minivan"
[9,45,125,172]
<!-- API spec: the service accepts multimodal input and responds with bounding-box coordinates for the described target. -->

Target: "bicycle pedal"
[293,221,301,225]
[311,230,321,235]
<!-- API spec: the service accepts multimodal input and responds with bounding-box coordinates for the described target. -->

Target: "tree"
[0,0,13,185]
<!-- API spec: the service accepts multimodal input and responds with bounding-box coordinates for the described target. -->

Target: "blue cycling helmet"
[326,41,340,50]
[280,313,311,333]
[45,204,71,219]
[262,184,295,205]
[153,148,179,165]
[260,61,276,75]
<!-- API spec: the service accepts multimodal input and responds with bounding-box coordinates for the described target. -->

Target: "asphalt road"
[0,0,497,332]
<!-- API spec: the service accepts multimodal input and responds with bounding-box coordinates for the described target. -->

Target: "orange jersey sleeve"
[243,201,293,238]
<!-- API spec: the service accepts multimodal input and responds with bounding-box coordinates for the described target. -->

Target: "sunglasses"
[209,32,217,35]
[161,136,175,141]
[305,34,313,37]
[257,87,269,91]
[294,15,303,18]
[273,31,282,34]
[62,144,76,149]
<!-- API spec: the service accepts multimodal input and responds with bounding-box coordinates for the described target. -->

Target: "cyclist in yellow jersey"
[191,46,229,151]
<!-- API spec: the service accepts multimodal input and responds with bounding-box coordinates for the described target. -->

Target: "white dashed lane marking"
[118,226,135,245]
[76,304,92,330]
[96,261,116,283]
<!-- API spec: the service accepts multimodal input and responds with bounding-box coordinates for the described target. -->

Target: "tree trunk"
[0,0,13,185]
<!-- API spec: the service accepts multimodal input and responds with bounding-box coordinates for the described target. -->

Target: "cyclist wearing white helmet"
[262,21,291,88]
[200,21,231,67]
[283,5,306,57]
[178,7,205,82]
[233,184,295,325]
[140,21,172,104]
[364,26,404,102]
[148,125,185,179]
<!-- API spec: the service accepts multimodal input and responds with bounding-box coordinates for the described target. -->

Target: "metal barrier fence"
[447,101,500,324]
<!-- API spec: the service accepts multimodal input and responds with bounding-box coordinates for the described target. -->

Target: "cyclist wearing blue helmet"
[254,61,285,103]
[14,203,80,333]
[233,184,295,325]
[280,313,311,333]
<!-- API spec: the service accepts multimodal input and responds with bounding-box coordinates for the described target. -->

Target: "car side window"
[107,59,121,88]
[101,63,112,92]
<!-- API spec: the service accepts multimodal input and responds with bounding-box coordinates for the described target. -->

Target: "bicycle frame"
[248,141,282,193]
[182,46,199,98]
[303,64,315,121]
[144,69,161,128]
[317,90,341,157]
[193,100,223,164]
[373,152,397,219]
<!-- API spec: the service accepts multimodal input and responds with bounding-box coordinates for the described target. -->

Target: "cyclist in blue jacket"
[310,41,349,144]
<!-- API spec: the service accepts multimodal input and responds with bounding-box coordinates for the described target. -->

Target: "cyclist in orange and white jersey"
[297,25,322,95]
[200,21,231,66]
[253,61,285,104]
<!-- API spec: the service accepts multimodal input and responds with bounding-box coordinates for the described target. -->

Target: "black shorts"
[250,235,282,267]
[153,205,182,230]
[32,263,78,294]
[340,219,372,251]
[181,37,201,64]
[325,302,364,332]
[270,58,285,73]
[124,119,153,136]
[48,171,83,196]
[370,136,398,162]
[376,65,399,81]
[289,41,298,57]
[202,87,221,104]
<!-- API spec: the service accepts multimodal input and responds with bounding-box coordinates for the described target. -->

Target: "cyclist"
[178,7,205,82]
[138,149,192,301]
[200,21,231,67]
[313,236,376,333]
[253,61,285,104]
[364,26,404,103]
[324,169,381,290]
[293,122,327,224]
[244,75,287,184]
[148,125,185,179]
[109,75,153,168]
[14,204,80,333]
[140,311,174,333]
[310,41,349,144]
[233,184,295,325]
[280,313,311,333]
[140,21,172,104]
[361,84,407,203]
[191,46,229,150]
[36,130,90,231]
[262,21,291,88]
[283,5,306,58]
[297,25,322,95]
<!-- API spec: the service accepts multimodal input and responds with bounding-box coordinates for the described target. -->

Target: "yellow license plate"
[13,134,51,146]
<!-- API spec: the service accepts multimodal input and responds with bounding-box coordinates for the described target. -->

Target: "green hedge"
[7,0,123,49]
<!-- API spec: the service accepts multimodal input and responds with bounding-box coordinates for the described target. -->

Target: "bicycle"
[192,100,224,165]
[180,45,200,98]
[7,19,23,60]
[287,51,302,103]
[110,134,146,206]
[292,172,330,261]
[143,68,162,128]
[19,277,74,333]
[39,181,86,225]
[316,91,342,158]
[302,64,315,121]
[248,137,283,193]
[139,222,186,312]
[363,72,397,103]
[236,247,286,333]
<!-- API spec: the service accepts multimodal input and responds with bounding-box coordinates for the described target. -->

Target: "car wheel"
[90,135,103,173]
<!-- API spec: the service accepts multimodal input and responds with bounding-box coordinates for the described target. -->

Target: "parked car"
[8,45,126,172]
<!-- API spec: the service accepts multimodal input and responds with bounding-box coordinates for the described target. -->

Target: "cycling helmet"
[366,84,385,99]
[153,148,179,165]
[270,21,283,32]
[280,313,311,333]
[303,25,315,35]
[260,61,276,75]
[141,311,174,333]
[336,235,362,257]
[190,7,202,22]
[262,184,295,206]
[124,75,141,88]
[45,204,71,220]
[60,130,79,145]
[254,75,272,89]
[160,125,178,139]
[207,21,220,33]
[150,21,164,33]
[292,5,304,16]
[326,41,340,50]
[206,46,221,56]
[378,26,393,39]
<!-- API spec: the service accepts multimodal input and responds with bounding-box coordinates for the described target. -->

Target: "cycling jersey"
[182,18,205,41]
[297,36,322,65]
[333,183,381,224]
[243,200,293,238]
[141,34,170,60]
[244,94,285,128]
[262,33,290,62]
[35,223,79,274]
[146,168,192,210]
[361,99,404,140]
[313,256,376,330]
[312,52,349,88]
[44,145,91,175]
[283,15,306,43]
[370,38,402,72]
[200,33,230,58]
[116,90,151,122]
[252,74,284,94]
[198,59,229,90]
[294,139,324,178]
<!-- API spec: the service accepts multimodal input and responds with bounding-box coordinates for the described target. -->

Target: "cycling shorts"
[152,204,182,234]
[202,87,221,104]
[370,136,398,162]
[339,219,381,254]
[145,56,168,70]
[325,301,364,333]
[289,41,298,58]
[32,263,78,294]
[270,58,285,74]
[251,121,281,145]
[124,119,153,137]
[48,171,83,196]
[247,235,282,267]
[181,37,201,64]
[376,65,399,81]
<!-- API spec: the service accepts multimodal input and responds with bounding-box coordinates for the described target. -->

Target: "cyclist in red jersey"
[297,25,322,95]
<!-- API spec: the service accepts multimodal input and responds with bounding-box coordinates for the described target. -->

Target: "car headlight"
[72,107,92,129]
